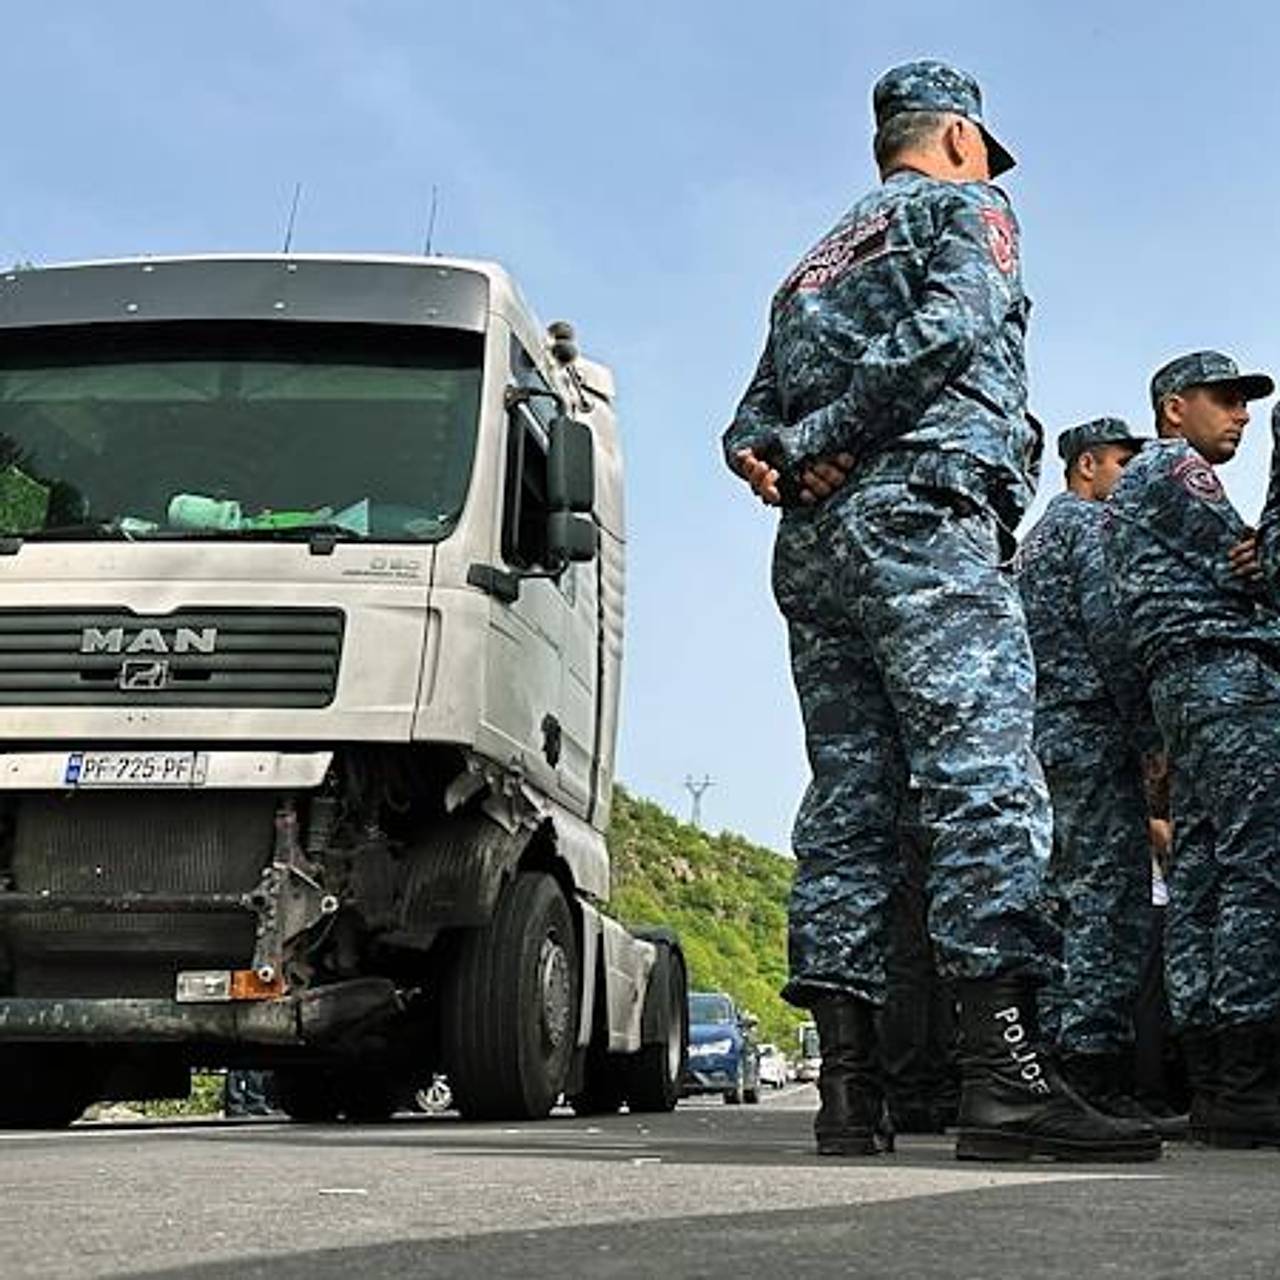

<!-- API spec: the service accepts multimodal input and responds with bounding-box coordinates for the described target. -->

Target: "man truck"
[0,252,688,1125]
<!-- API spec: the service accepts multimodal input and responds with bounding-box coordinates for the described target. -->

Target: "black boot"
[1178,1026,1216,1143]
[812,997,893,1156]
[1062,1050,1187,1141]
[1205,1022,1280,1149]
[954,976,1162,1162]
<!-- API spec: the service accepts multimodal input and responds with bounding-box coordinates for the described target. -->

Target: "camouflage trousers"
[1152,648,1280,1029]
[1037,720,1152,1054]
[775,471,1053,1008]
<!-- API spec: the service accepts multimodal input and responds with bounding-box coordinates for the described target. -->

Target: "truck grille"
[5,791,273,998]
[0,608,343,707]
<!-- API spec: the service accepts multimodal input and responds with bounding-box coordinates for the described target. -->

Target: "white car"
[756,1043,788,1090]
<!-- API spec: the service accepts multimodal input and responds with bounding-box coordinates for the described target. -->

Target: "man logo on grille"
[81,626,218,655]
[118,659,171,691]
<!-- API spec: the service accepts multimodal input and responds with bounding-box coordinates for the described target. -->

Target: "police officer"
[1016,419,1168,1132]
[1258,403,1280,600]
[723,60,1155,1162]
[1104,351,1280,1148]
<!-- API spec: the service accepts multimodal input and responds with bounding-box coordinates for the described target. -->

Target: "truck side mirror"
[547,415,596,564]
[548,416,594,514]
[547,511,597,563]
[469,402,597,601]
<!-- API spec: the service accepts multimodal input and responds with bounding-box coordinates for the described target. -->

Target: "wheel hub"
[538,935,571,1050]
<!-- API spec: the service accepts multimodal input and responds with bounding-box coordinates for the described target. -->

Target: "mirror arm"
[505,385,567,415]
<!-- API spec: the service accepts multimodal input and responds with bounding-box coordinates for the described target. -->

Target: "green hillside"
[606,785,804,1050]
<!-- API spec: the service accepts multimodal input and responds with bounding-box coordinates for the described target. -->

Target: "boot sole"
[955,1129,1163,1163]
[816,1137,892,1157]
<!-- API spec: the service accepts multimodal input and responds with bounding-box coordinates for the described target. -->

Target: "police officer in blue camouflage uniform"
[1258,403,1280,602]
[1104,351,1280,1149]
[1016,419,1169,1134]
[724,59,1156,1162]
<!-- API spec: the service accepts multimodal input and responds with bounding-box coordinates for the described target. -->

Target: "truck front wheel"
[443,870,580,1121]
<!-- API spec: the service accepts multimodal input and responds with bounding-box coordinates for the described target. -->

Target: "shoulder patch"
[1171,454,1225,501]
[779,209,894,297]
[979,207,1018,274]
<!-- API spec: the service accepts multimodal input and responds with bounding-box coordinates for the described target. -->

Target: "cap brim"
[981,125,1016,178]
[1058,434,1146,464]
[1215,372,1275,401]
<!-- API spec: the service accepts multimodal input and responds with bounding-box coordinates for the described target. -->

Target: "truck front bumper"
[0,978,399,1046]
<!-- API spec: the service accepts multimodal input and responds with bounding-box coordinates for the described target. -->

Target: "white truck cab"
[0,254,686,1125]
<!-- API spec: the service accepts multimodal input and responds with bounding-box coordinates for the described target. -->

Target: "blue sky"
[7,2,1279,850]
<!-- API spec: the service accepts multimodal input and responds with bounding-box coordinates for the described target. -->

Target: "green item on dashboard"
[0,465,50,533]
[241,505,336,531]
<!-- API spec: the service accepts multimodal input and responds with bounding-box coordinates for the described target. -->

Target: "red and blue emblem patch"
[1172,454,1225,501]
[980,207,1018,275]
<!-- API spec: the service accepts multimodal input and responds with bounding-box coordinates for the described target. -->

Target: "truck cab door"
[478,365,568,798]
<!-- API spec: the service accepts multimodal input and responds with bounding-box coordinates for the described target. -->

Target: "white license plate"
[65,751,208,788]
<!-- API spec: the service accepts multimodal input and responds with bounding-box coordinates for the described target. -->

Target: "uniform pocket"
[1165,649,1280,735]
[854,481,1000,569]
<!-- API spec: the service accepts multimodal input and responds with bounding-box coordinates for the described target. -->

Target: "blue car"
[684,991,760,1105]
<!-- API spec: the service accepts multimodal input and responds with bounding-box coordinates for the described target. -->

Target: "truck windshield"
[0,321,483,542]
[688,994,735,1025]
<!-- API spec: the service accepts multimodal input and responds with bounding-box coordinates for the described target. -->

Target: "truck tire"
[443,870,579,1121]
[0,1048,92,1129]
[624,938,688,1113]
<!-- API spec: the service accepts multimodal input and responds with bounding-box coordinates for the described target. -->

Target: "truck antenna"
[282,182,303,254]
[422,184,440,256]
[683,775,714,829]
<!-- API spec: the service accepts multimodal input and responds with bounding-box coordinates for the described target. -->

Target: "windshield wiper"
[157,522,358,556]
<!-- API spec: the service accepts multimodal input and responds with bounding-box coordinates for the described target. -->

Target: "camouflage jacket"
[722,169,1040,524]
[1015,491,1155,764]
[1258,406,1280,604]
[1103,439,1280,675]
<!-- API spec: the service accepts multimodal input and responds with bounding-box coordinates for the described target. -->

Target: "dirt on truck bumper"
[0,978,400,1045]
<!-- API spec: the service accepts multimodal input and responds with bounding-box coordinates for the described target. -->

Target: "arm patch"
[779,209,893,297]
[980,207,1018,274]
[1172,455,1225,501]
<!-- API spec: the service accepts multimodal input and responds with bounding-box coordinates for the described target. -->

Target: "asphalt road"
[3,1085,1279,1279]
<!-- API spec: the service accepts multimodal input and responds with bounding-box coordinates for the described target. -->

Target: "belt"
[855,448,989,491]
[852,450,1018,531]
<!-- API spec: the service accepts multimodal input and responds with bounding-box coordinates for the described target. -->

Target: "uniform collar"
[883,165,930,184]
